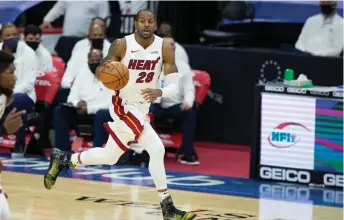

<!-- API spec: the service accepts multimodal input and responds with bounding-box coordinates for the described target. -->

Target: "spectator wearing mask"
[157,22,190,64]
[40,1,110,37]
[24,25,53,72]
[0,23,37,111]
[295,0,343,57]
[0,23,38,154]
[150,37,198,165]
[71,17,110,56]
[61,23,110,90]
[53,49,112,152]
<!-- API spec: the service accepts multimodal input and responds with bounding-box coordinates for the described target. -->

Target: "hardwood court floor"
[3,171,343,220]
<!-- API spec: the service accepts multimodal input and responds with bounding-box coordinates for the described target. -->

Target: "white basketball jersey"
[119,34,163,103]
[0,95,6,120]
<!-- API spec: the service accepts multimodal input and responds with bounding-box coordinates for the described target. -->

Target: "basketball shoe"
[44,148,73,190]
[161,196,197,220]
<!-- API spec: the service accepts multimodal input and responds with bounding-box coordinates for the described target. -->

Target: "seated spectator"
[24,25,53,71]
[61,23,110,90]
[40,0,110,37]
[157,22,190,64]
[0,23,38,154]
[150,37,198,165]
[71,17,110,56]
[295,0,343,57]
[0,50,25,138]
[53,49,113,151]
[0,23,37,107]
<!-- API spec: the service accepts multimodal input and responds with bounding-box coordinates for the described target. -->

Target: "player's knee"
[154,142,165,158]
[103,145,123,165]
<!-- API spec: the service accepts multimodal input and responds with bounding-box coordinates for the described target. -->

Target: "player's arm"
[102,38,126,63]
[159,41,180,97]
[141,40,181,102]
[162,41,178,75]
[96,38,126,77]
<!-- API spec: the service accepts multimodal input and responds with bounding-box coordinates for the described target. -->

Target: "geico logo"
[323,189,343,204]
[259,184,310,201]
[287,87,307,94]
[332,92,343,98]
[260,167,310,183]
[324,174,344,187]
[265,86,284,92]
[309,90,330,97]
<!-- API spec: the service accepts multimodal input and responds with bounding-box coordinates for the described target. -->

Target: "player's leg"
[0,191,10,220]
[138,123,196,220]
[44,122,133,190]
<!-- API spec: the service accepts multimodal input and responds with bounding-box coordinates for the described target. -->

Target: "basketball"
[99,61,129,90]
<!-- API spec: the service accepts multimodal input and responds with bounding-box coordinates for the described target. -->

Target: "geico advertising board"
[260,93,316,170]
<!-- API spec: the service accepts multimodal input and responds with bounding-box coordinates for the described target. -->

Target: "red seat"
[51,55,66,78]
[35,70,62,104]
[192,70,211,105]
[156,70,211,155]
[0,126,36,149]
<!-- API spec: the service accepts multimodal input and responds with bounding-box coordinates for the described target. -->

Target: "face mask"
[3,37,19,53]
[320,5,335,16]
[26,41,39,51]
[91,39,104,50]
[88,63,100,74]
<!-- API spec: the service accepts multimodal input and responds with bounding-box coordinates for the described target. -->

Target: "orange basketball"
[99,61,129,90]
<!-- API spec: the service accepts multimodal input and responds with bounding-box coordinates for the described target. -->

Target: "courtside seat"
[154,70,211,158]
[51,55,66,78]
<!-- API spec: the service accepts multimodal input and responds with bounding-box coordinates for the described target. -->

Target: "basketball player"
[44,9,196,220]
[0,50,26,220]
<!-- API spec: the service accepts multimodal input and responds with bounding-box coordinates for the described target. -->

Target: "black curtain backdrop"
[157,1,219,44]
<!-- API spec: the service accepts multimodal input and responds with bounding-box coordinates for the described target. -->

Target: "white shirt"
[71,38,111,56]
[118,1,147,14]
[61,40,111,88]
[0,95,6,120]
[67,65,113,114]
[0,41,38,102]
[159,60,195,109]
[35,44,53,71]
[175,42,190,64]
[43,1,110,37]
[295,13,343,57]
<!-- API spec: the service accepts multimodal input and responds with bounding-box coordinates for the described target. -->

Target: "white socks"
[71,153,79,167]
[158,191,170,202]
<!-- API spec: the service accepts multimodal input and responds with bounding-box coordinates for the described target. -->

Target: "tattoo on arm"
[101,39,121,64]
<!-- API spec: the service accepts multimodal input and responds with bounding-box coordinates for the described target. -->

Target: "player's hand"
[141,89,162,103]
[40,21,53,29]
[180,102,192,111]
[76,100,87,115]
[3,108,26,134]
